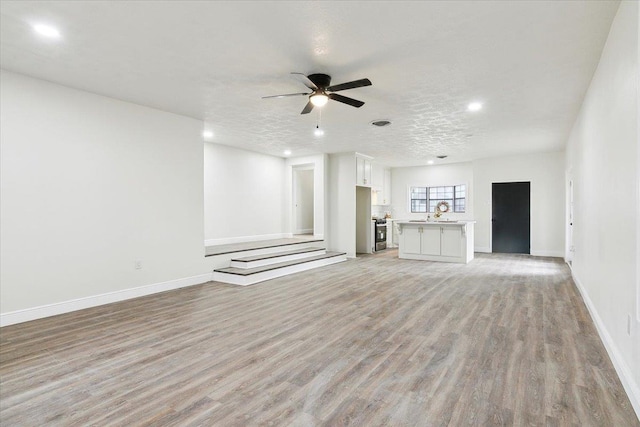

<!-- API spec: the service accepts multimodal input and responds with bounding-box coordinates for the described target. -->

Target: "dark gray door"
[492,182,530,254]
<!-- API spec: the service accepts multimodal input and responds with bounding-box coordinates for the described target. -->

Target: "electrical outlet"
[135,260,142,270]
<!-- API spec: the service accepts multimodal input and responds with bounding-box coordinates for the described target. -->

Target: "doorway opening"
[292,166,314,236]
[355,186,372,254]
[492,182,531,254]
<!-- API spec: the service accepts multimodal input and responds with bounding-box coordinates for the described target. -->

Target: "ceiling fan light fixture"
[310,93,329,107]
[263,73,371,114]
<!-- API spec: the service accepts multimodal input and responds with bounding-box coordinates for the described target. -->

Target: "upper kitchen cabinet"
[356,154,372,187]
[382,168,391,205]
[372,164,392,206]
[371,162,384,188]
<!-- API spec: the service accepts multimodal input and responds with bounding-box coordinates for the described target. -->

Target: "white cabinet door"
[371,165,390,205]
[356,156,372,186]
[398,224,472,263]
[402,227,422,254]
[441,227,462,257]
[383,168,391,205]
[371,163,384,188]
[392,221,400,246]
[421,227,441,255]
[371,191,382,206]
[363,159,371,186]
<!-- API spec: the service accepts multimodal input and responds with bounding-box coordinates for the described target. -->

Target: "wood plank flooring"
[1,251,638,426]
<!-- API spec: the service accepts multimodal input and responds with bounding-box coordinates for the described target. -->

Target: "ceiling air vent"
[371,120,391,127]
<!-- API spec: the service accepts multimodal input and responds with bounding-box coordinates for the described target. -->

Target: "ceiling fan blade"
[326,78,372,92]
[291,72,318,90]
[300,101,314,114]
[328,93,365,108]
[262,92,309,99]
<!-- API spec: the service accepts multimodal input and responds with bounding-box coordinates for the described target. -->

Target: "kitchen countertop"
[395,220,476,225]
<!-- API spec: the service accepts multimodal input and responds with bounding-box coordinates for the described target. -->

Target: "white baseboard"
[474,247,564,258]
[204,233,288,246]
[530,249,564,257]
[572,272,640,420]
[0,273,213,327]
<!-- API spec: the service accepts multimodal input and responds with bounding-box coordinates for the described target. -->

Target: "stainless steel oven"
[375,219,387,251]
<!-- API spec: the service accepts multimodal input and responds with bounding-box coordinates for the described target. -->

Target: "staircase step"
[213,252,347,286]
[205,237,323,257]
[229,247,327,268]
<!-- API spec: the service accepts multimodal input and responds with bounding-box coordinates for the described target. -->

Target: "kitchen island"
[396,220,475,263]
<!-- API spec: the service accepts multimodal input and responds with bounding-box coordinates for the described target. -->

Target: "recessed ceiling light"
[32,24,61,39]
[202,130,214,139]
[427,160,435,165]
[314,126,324,137]
[283,150,292,156]
[467,102,483,112]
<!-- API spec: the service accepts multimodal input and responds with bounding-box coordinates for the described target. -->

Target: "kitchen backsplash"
[372,207,394,218]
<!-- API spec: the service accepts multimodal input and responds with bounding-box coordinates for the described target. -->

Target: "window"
[410,184,466,213]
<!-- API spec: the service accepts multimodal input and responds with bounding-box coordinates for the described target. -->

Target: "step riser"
[213,256,346,286]
[229,249,327,269]
[205,241,325,270]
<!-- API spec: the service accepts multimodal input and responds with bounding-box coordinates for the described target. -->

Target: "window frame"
[408,184,467,214]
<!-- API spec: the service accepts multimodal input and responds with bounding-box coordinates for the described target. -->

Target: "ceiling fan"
[262,73,372,114]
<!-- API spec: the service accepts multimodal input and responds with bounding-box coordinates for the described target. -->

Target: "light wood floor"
[1,251,638,426]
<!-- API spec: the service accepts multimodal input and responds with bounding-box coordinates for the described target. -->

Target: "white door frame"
[292,164,314,235]
[566,171,574,265]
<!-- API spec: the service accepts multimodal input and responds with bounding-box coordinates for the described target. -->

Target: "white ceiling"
[0,1,619,166]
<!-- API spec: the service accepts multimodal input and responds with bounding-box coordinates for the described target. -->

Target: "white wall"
[565,0,639,416]
[204,143,285,244]
[390,162,474,221]
[328,153,356,257]
[473,151,565,256]
[390,155,564,256]
[1,71,208,317]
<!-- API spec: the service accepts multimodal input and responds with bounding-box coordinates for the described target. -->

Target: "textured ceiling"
[0,1,619,166]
